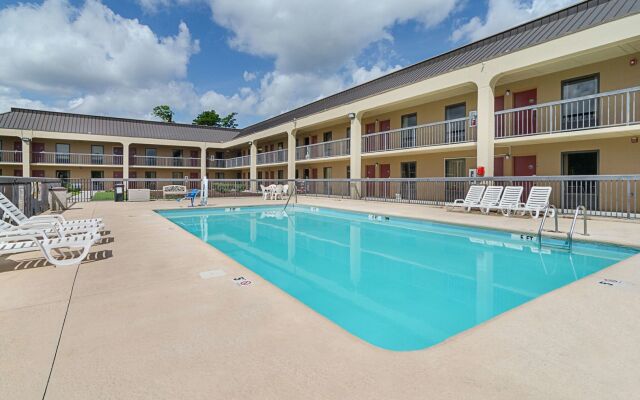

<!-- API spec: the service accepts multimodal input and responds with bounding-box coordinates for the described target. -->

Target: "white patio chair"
[469,186,503,212]
[505,186,553,218]
[260,184,271,200]
[271,185,284,200]
[0,228,101,267]
[0,192,104,229]
[282,184,289,198]
[445,185,485,212]
[0,219,99,239]
[480,186,523,214]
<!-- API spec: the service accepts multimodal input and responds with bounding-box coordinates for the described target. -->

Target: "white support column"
[200,145,207,179]
[250,141,257,191]
[349,113,362,198]
[287,129,296,182]
[476,83,496,177]
[21,138,31,177]
[122,143,130,180]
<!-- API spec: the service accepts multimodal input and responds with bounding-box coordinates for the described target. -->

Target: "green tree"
[152,105,174,123]
[193,110,238,128]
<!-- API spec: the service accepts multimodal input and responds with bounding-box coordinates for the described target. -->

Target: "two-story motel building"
[0,0,639,187]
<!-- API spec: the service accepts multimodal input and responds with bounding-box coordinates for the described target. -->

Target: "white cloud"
[206,0,460,74]
[0,0,200,120]
[451,0,580,42]
[136,0,200,14]
[242,71,257,82]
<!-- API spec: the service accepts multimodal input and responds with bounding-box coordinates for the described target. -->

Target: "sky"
[0,0,580,127]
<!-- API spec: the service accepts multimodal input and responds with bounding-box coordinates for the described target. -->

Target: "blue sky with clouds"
[0,0,578,127]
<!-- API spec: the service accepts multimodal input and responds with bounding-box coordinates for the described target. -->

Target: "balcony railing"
[130,155,200,167]
[0,150,22,163]
[495,86,640,139]
[207,155,251,169]
[257,149,288,165]
[296,138,350,161]
[362,117,477,153]
[31,152,123,165]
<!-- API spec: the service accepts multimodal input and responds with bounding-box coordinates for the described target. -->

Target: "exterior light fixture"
[505,90,511,96]
[21,137,32,143]
[348,112,356,120]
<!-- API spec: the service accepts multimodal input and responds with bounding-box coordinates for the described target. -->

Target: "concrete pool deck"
[1,197,639,399]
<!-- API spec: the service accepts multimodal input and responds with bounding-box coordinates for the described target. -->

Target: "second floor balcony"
[130,155,200,167]
[494,86,640,139]
[362,117,477,154]
[31,151,123,165]
[296,138,350,161]
[0,150,22,163]
[257,149,287,165]
[207,155,251,169]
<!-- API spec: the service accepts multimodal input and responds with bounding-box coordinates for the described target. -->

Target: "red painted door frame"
[365,164,376,196]
[379,163,391,197]
[513,155,536,199]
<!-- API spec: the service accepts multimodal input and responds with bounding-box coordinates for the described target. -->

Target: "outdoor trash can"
[114,184,125,202]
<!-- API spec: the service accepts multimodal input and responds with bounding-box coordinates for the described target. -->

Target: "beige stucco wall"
[297,122,351,144]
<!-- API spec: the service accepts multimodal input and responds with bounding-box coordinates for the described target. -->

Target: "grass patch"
[92,191,115,201]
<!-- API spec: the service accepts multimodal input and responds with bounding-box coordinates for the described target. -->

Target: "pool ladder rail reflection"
[537,205,588,251]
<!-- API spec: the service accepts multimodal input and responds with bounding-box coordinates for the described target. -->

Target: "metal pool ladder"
[282,183,297,212]
[537,205,588,250]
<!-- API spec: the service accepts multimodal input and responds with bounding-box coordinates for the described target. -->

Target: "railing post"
[349,113,362,198]
[626,90,631,125]
[627,179,632,219]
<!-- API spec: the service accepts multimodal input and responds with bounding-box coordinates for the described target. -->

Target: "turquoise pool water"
[158,206,637,351]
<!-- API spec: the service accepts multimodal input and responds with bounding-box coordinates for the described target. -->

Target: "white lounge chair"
[0,192,103,229]
[0,229,101,267]
[446,185,485,212]
[0,220,99,239]
[271,185,284,200]
[480,186,523,214]
[505,186,553,218]
[282,184,289,198]
[469,186,503,212]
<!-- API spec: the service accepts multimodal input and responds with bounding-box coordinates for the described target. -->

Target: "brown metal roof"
[0,108,241,143]
[238,0,640,135]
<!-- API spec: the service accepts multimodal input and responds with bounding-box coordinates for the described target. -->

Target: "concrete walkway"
[1,197,639,400]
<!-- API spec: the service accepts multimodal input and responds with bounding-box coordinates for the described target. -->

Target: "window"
[400,162,416,200]
[172,171,184,182]
[400,113,417,148]
[145,171,157,190]
[445,103,466,143]
[346,165,350,179]
[91,145,104,165]
[445,158,466,202]
[56,170,70,185]
[277,170,284,180]
[172,149,183,167]
[278,142,284,150]
[323,167,332,179]
[56,143,70,164]
[145,148,157,166]
[257,171,263,180]
[91,170,104,191]
[561,74,599,130]
[346,127,351,138]
[323,131,333,155]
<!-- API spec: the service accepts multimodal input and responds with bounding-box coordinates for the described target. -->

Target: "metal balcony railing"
[296,138,350,161]
[257,149,288,165]
[0,150,22,163]
[31,152,124,165]
[130,155,200,167]
[362,117,477,153]
[495,86,640,138]
[207,155,251,168]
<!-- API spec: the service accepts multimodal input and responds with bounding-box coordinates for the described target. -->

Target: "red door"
[14,169,22,177]
[113,147,123,165]
[514,89,537,135]
[514,155,536,199]
[378,120,390,151]
[364,123,376,152]
[113,171,123,179]
[32,142,45,163]
[190,150,198,167]
[311,168,318,179]
[495,96,505,138]
[31,170,45,177]
[14,141,22,151]
[494,157,504,177]
[365,164,376,197]
[129,147,137,165]
[379,163,391,198]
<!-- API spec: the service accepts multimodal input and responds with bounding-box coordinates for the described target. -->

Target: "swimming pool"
[158,206,638,351]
